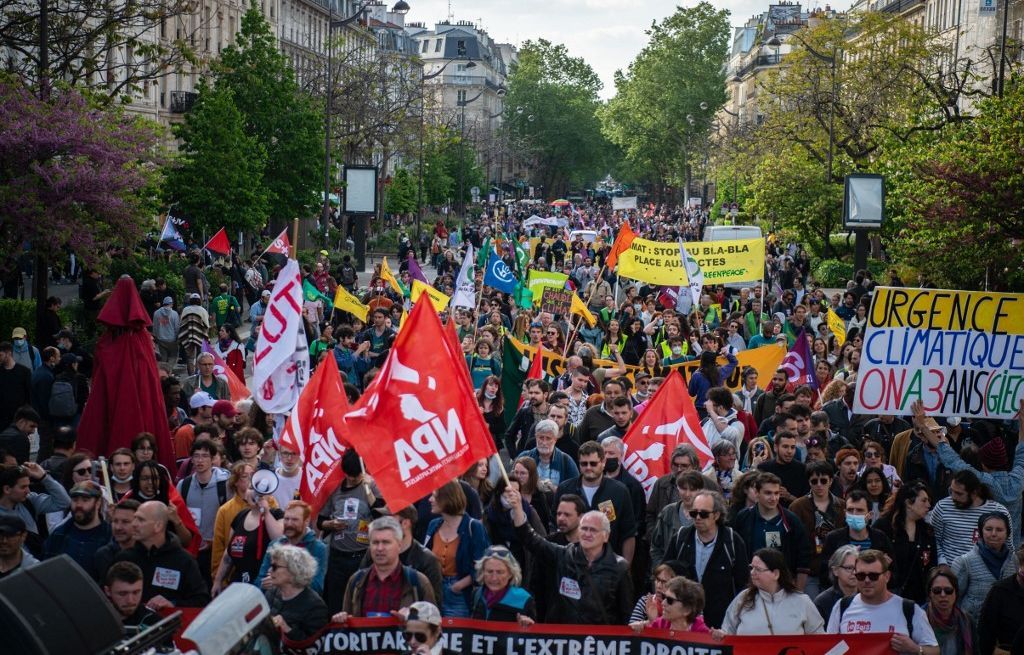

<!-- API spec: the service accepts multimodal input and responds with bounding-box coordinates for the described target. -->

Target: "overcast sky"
[402,0,851,99]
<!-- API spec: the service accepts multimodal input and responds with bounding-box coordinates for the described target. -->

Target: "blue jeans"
[441,575,470,617]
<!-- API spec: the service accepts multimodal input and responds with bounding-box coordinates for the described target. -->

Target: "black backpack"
[179,475,228,506]
[837,594,915,641]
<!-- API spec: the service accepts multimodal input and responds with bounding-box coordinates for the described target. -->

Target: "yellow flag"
[570,293,597,327]
[410,279,450,312]
[380,257,404,296]
[333,285,369,322]
[828,308,847,346]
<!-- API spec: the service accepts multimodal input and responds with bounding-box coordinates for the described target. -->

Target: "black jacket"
[661,525,749,629]
[732,505,812,577]
[819,527,895,582]
[505,404,542,456]
[977,573,1024,654]
[469,585,537,622]
[554,476,637,555]
[515,522,633,625]
[115,534,210,607]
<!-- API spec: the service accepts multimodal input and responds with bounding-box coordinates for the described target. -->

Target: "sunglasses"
[930,586,954,596]
[855,571,884,581]
[864,451,880,458]
[688,510,714,519]
[579,461,601,468]
[809,478,831,485]
[403,631,429,644]
[73,467,92,476]
[662,595,682,606]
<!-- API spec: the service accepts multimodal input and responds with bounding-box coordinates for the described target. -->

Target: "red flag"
[344,300,497,511]
[518,342,545,408]
[262,228,291,257]
[279,356,351,517]
[201,341,251,402]
[204,227,231,256]
[444,315,461,355]
[604,221,636,270]
[621,370,710,500]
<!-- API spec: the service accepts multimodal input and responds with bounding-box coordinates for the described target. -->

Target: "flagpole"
[290,217,300,260]
[471,288,484,341]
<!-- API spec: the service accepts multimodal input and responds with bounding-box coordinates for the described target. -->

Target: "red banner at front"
[168,610,895,655]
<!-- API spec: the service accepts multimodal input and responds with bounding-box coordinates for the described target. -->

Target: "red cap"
[212,400,240,417]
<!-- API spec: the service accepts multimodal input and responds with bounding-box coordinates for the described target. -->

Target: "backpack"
[180,475,228,507]
[348,564,423,608]
[48,379,77,418]
[837,594,915,641]
[340,265,357,287]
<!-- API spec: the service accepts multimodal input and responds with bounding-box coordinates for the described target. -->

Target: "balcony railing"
[734,54,782,80]
[169,91,198,113]
[878,0,924,13]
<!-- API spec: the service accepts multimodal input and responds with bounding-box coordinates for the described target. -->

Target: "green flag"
[513,282,533,310]
[501,338,528,428]
[477,236,492,269]
[302,279,333,307]
[513,239,529,274]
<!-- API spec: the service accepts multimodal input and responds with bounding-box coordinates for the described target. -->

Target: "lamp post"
[417,58,475,245]
[323,0,410,257]
[457,84,506,219]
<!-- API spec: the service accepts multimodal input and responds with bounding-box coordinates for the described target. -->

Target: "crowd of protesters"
[0,199,1022,655]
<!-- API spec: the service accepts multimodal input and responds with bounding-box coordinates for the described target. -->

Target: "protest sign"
[539,287,573,316]
[854,286,1024,418]
[612,196,638,210]
[617,238,766,286]
[527,270,569,303]
[167,612,894,655]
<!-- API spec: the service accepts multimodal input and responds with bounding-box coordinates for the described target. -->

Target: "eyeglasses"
[809,478,831,485]
[403,631,430,644]
[662,595,682,606]
[688,510,714,519]
[854,571,884,581]
[749,565,770,573]
[578,461,601,468]
[930,586,954,596]
[836,565,856,573]
[269,563,282,571]
[73,467,92,476]
[864,451,880,458]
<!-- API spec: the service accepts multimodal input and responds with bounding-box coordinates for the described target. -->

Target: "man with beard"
[104,561,160,629]
[93,498,139,582]
[256,500,328,594]
[531,494,586,619]
[43,480,111,573]
[522,419,579,489]
[754,369,789,427]
[930,469,1011,564]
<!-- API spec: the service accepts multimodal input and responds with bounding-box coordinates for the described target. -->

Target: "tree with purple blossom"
[0,78,163,325]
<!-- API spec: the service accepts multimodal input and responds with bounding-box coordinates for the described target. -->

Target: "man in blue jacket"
[732,471,812,590]
[522,419,579,488]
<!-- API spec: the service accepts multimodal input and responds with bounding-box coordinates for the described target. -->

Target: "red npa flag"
[204,227,231,256]
[604,221,636,270]
[621,369,711,500]
[279,356,351,517]
[344,300,497,511]
[262,228,291,257]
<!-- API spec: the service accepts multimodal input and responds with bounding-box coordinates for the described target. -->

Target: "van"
[702,224,765,289]
[569,229,598,244]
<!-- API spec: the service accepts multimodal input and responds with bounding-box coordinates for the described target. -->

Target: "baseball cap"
[11,327,26,339]
[406,601,442,627]
[189,391,216,409]
[212,400,240,417]
[0,514,27,536]
[69,481,102,499]
[189,293,201,301]
[261,289,271,297]
[162,296,173,305]
[60,352,82,367]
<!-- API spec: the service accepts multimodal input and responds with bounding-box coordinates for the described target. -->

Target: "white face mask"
[484,390,497,400]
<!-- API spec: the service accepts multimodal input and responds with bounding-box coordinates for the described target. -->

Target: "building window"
[456,39,466,56]
[434,38,442,52]
[421,39,428,53]
[457,89,466,104]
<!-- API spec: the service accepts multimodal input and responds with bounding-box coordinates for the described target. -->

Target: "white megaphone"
[251,469,279,497]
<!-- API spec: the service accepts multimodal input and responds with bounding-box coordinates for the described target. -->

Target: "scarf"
[926,602,973,654]
[978,542,1010,580]
[482,586,508,609]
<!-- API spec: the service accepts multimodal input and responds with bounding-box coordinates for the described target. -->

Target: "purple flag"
[780,329,818,390]
[406,254,429,285]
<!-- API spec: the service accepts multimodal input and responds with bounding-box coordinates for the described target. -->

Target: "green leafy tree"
[600,2,730,199]
[384,168,417,215]
[503,39,611,197]
[214,5,322,225]
[164,83,270,234]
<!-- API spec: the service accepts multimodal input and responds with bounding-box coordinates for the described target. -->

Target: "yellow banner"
[506,335,785,391]
[617,238,766,286]
[333,286,369,322]
[527,270,569,305]
[380,257,404,296]
[410,279,450,312]
[867,286,1024,335]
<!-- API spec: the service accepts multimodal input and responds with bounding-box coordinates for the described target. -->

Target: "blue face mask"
[846,514,867,532]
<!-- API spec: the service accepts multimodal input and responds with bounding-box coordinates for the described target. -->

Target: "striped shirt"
[927,498,1010,564]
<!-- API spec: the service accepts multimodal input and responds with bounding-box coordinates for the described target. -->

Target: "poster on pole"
[611,196,638,210]
[539,287,573,316]
[854,286,1024,418]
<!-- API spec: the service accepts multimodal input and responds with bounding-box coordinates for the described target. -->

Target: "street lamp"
[416,58,475,244]
[322,1,411,257]
[457,84,506,219]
